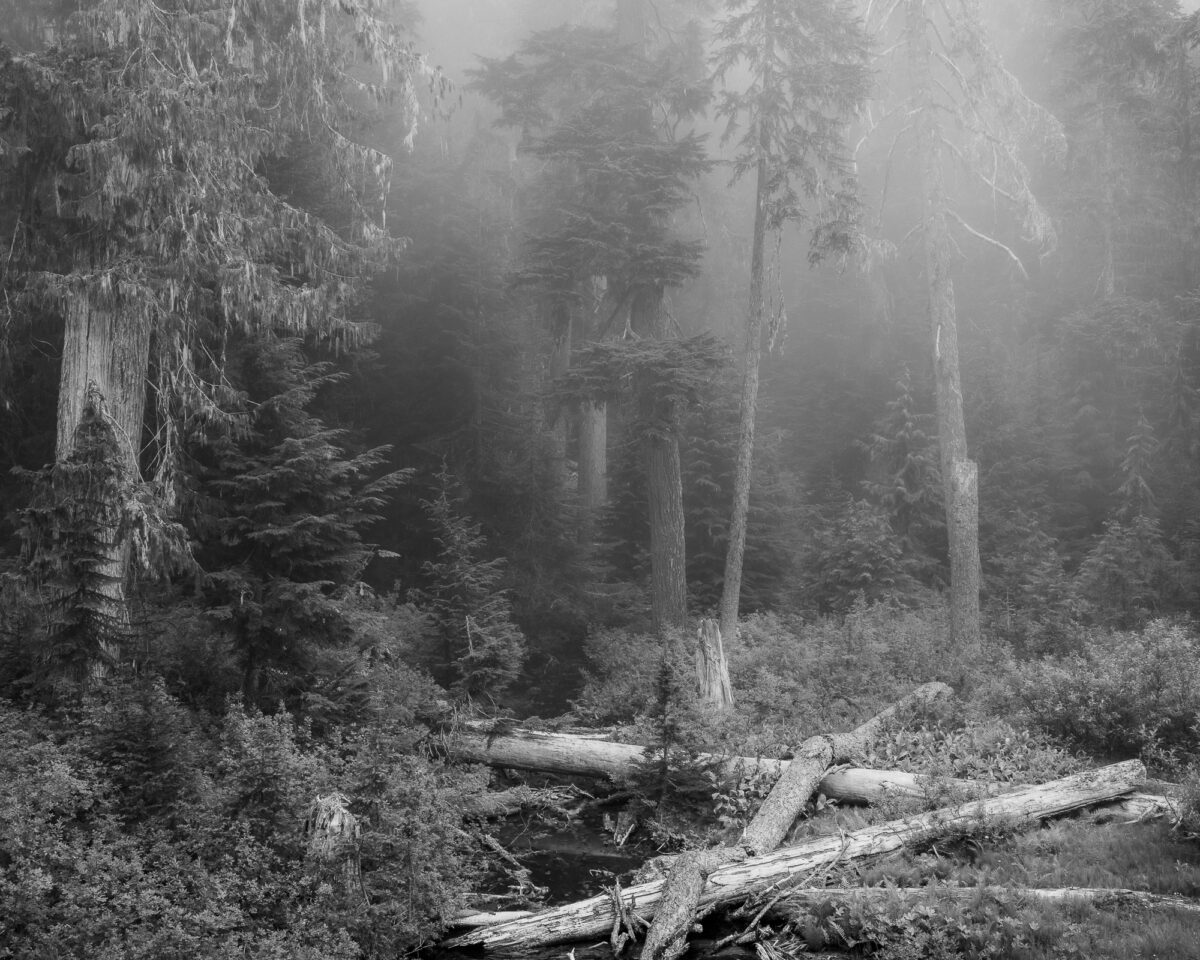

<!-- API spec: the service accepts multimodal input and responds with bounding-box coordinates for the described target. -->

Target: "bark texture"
[57,303,151,469]
[646,430,687,632]
[53,302,152,671]
[695,619,734,709]
[444,760,1146,951]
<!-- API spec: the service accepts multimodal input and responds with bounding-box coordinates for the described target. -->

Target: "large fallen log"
[1082,791,1182,824]
[741,681,953,856]
[639,682,954,960]
[448,724,974,805]
[765,884,1200,917]
[443,759,1145,951]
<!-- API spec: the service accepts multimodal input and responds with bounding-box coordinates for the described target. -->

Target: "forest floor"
[442,712,1200,957]
[449,767,1200,959]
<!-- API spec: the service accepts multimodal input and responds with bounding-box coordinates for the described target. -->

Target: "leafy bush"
[990,619,1200,760]
[575,601,970,756]
[0,685,480,960]
[572,626,664,723]
[861,700,1083,786]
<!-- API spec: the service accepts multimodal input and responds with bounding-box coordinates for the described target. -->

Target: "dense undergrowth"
[572,602,1200,959]
[4,599,1200,958]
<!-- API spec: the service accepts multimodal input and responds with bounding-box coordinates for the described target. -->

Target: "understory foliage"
[0,681,482,960]
[990,618,1200,763]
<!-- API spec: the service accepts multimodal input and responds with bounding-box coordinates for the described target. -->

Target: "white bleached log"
[443,759,1145,951]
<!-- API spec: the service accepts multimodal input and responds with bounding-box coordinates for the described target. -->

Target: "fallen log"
[443,759,1144,951]
[640,682,954,960]
[741,681,953,857]
[452,881,1200,932]
[1082,792,1182,824]
[462,785,575,820]
[448,726,978,805]
[764,884,1200,917]
[449,909,537,928]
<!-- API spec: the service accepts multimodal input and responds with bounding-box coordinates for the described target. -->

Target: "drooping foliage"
[0,0,436,662]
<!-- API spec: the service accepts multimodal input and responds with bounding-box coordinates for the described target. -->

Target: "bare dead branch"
[946,207,1029,278]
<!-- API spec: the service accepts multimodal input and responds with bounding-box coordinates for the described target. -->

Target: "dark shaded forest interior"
[5,1,1200,958]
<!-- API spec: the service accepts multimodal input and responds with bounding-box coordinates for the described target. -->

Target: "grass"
[782,819,1200,959]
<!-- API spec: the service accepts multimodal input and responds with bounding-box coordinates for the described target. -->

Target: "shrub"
[991,619,1200,760]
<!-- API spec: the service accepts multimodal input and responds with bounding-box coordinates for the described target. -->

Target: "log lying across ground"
[640,682,954,960]
[451,725,996,804]
[443,759,1145,951]
[765,885,1200,917]
[450,727,1181,826]
[741,682,953,856]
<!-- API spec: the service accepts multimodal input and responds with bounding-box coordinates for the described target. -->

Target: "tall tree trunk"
[577,277,610,543]
[633,284,687,632]
[619,0,687,633]
[646,431,687,631]
[907,0,980,655]
[577,399,607,541]
[547,298,572,484]
[1100,110,1117,298]
[52,300,152,672]
[718,152,769,643]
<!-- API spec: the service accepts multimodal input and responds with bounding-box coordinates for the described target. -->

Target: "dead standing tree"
[859,0,1064,655]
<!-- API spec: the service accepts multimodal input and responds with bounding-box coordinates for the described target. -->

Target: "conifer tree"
[862,366,944,578]
[0,0,432,667]
[711,0,868,642]
[473,12,708,632]
[417,466,527,700]
[192,337,406,709]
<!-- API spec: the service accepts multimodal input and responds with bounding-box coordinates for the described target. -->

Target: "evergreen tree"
[1,0,431,668]
[473,13,709,632]
[416,466,527,700]
[862,366,944,578]
[711,0,869,642]
[191,337,406,709]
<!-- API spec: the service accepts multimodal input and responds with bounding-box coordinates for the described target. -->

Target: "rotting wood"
[696,618,734,709]
[443,759,1144,951]
[449,909,537,928]
[764,884,1200,917]
[639,681,952,960]
[1082,792,1182,824]
[462,785,576,820]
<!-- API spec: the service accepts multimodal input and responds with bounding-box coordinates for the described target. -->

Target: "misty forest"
[7,0,1200,958]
